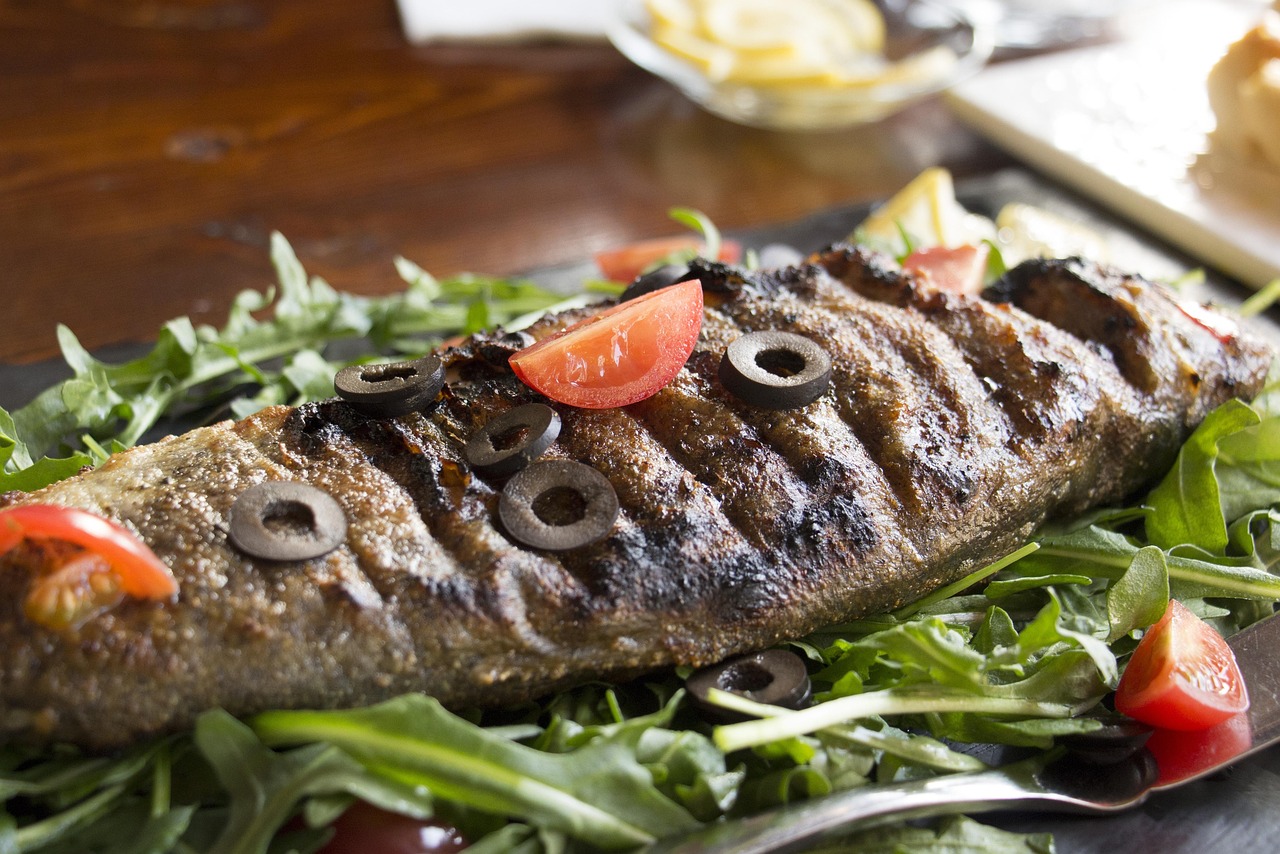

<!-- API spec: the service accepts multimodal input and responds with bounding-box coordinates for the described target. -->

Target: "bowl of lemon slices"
[608,0,994,130]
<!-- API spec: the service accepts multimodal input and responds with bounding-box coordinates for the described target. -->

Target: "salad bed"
[2,207,1280,853]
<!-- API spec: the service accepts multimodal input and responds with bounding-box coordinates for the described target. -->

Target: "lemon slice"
[651,24,736,80]
[723,53,848,86]
[833,0,887,54]
[843,45,957,89]
[644,0,698,31]
[994,203,1110,266]
[696,0,877,56]
[645,0,889,87]
[697,0,812,53]
[853,168,995,253]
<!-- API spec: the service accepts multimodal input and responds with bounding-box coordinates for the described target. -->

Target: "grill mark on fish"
[812,246,1219,515]
[548,406,771,617]
[285,400,573,661]
[988,258,1263,425]
[305,409,589,688]
[625,367,814,555]
[707,270,1002,527]
[987,258,1162,393]
[689,310,890,554]
[816,246,1131,448]
[625,361,907,626]
[689,265,1037,604]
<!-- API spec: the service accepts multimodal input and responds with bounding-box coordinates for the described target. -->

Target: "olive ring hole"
[719,661,775,694]
[261,500,318,536]
[754,347,807,378]
[719,331,832,410]
[465,403,561,478]
[229,481,348,562]
[498,460,618,551]
[686,649,813,723]
[361,364,417,385]
[530,485,588,527]
[492,425,531,452]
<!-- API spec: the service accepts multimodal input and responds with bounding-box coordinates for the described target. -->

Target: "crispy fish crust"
[0,251,1271,750]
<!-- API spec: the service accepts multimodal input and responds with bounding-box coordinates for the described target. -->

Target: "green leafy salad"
[2,219,1280,854]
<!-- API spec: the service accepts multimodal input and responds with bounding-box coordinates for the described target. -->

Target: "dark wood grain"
[0,0,1009,364]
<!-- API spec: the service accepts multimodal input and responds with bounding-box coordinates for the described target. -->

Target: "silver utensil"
[648,610,1280,854]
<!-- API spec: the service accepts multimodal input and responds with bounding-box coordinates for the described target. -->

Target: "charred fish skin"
[0,250,1271,751]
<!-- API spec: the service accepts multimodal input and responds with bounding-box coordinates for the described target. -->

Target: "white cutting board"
[946,1,1280,289]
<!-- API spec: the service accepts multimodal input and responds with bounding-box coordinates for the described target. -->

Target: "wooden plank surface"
[0,0,1008,363]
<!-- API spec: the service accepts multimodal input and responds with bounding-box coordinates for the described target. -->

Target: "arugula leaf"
[1105,545,1170,642]
[0,233,568,494]
[252,695,701,850]
[823,814,1055,854]
[1146,399,1261,551]
[667,207,723,263]
[195,710,435,854]
[1238,277,1280,317]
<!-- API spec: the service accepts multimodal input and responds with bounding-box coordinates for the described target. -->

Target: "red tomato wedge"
[595,236,742,283]
[510,279,704,409]
[319,802,467,854]
[902,244,989,295]
[0,505,178,629]
[1146,711,1252,786]
[1114,599,1250,731]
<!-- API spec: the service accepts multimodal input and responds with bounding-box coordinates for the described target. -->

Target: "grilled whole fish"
[0,250,1271,751]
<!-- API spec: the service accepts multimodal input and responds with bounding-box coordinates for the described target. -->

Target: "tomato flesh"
[902,244,989,295]
[319,802,467,854]
[510,279,704,409]
[1146,711,1252,786]
[1114,599,1249,731]
[595,236,741,283]
[0,505,178,629]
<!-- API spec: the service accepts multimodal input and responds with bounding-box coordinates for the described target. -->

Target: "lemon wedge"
[853,168,995,254]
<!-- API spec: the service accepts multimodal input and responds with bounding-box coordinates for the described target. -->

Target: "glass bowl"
[607,0,994,131]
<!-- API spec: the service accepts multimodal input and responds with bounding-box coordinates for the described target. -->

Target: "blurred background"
[1,0,1275,365]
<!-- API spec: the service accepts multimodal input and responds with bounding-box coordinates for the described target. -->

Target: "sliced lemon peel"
[643,0,955,90]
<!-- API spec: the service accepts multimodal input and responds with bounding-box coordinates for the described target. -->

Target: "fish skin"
[0,250,1271,751]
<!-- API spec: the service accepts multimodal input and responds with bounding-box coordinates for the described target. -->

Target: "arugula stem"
[711,689,1079,754]
[1036,545,1280,599]
[150,743,172,819]
[13,784,126,849]
[894,543,1041,619]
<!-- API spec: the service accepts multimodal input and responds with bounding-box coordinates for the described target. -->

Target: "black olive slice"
[334,355,445,418]
[229,481,347,562]
[620,264,690,301]
[465,403,561,478]
[687,649,813,723]
[498,460,618,551]
[718,331,832,409]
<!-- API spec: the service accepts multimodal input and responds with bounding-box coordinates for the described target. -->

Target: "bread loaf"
[1207,10,1280,171]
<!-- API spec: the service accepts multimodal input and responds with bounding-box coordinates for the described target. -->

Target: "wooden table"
[0,0,1010,366]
